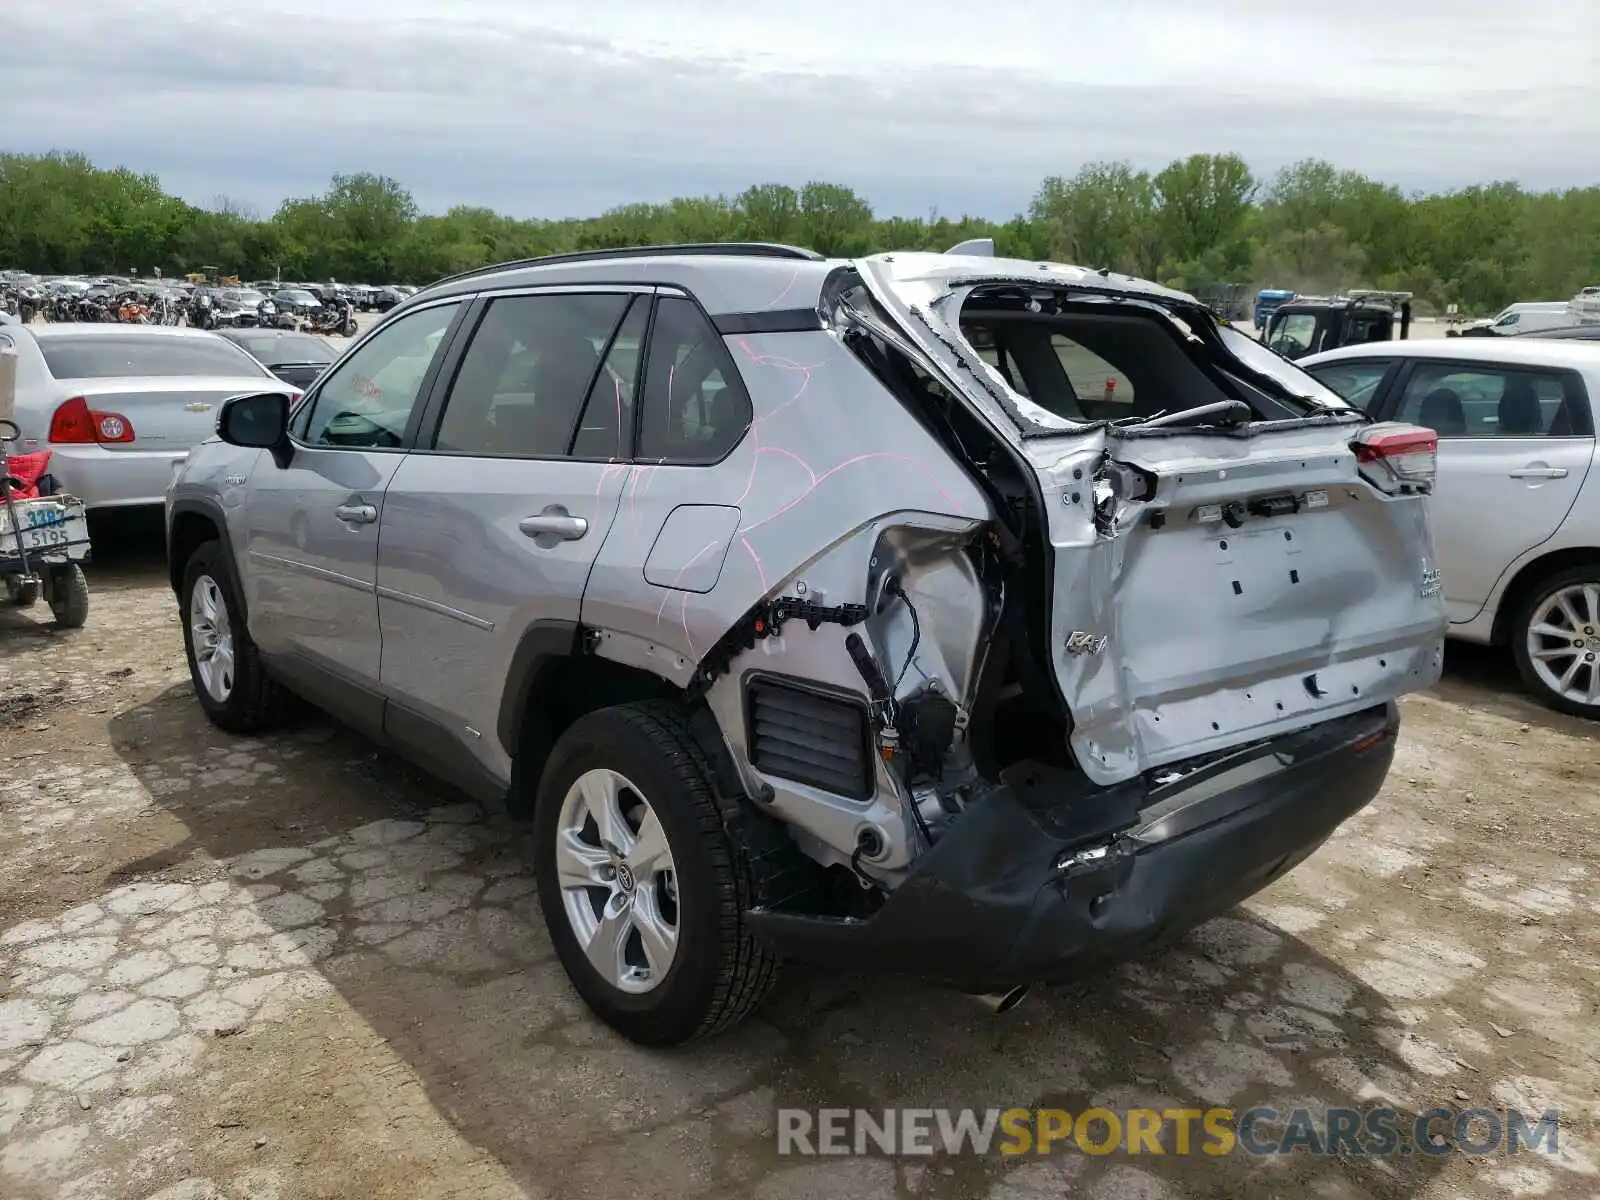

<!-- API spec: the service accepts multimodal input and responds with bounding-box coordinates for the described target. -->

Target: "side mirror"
[218,392,293,466]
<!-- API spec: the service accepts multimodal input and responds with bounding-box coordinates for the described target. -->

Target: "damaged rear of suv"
[169,241,1446,1047]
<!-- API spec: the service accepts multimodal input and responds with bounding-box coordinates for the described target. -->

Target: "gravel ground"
[0,518,1596,1200]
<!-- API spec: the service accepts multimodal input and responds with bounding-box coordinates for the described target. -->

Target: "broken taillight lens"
[1351,422,1437,493]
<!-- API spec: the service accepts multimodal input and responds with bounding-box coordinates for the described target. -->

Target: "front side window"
[637,296,752,464]
[1268,313,1320,356]
[298,301,459,449]
[1051,334,1134,419]
[433,293,630,458]
[1394,362,1586,438]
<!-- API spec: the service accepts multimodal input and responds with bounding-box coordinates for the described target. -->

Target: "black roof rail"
[428,242,825,290]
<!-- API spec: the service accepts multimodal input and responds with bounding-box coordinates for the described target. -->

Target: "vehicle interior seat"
[1498,378,1545,435]
[1418,388,1466,435]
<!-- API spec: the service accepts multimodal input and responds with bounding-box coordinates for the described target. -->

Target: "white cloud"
[3,0,1595,218]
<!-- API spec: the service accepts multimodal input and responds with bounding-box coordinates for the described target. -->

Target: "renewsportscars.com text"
[777,1106,1560,1158]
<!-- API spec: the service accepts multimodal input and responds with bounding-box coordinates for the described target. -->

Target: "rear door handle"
[1508,467,1568,479]
[519,509,588,541]
[334,503,378,523]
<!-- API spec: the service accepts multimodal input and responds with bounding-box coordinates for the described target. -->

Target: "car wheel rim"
[1526,583,1600,707]
[189,574,235,702]
[554,768,680,995]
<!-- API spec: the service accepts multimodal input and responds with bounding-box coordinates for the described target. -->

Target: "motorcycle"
[257,298,295,330]
[304,299,358,337]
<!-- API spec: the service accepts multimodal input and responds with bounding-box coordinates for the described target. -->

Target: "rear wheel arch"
[500,624,745,814]
[1491,547,1600,646]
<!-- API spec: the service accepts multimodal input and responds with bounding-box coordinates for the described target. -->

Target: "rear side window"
[36,335,269,380]
[434,293,629,458]
[1394,362,1591,438]
[1306,360,1392,412]
[637,297,751,464]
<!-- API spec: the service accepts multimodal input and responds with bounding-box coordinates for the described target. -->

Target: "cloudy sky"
[5,0,1596,221]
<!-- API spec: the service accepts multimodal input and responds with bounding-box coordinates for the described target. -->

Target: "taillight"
[48,396,136,445]
[1351,422,1436,493]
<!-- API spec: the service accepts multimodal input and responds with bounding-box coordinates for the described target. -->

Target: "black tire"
[46,564,89,628]
[179,541,284,732]
[1510,564,1600,719]
[533,700,807,1046]
[5,575,40,607]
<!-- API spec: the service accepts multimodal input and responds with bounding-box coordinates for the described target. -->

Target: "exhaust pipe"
[966,984,1031,1015]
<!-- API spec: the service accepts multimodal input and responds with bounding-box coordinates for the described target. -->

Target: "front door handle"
[335,503,378,523]
[1508,467,1568,480]
[519,507,588,542]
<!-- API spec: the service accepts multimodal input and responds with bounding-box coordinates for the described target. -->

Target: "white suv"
[1303,338,1600,716]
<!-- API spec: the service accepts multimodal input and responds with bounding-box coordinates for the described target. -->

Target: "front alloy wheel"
[554,769,679,994]
[189,573,236,702]
[1513,568,1600,718]
[180,542,283,732]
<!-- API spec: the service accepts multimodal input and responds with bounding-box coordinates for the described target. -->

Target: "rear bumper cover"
[745,703,1398,991]
[46,445,189,510]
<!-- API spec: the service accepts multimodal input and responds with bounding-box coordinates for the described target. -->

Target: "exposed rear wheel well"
[1492,548,1600,645]
[168,511,221,595]
[506,654,745,815]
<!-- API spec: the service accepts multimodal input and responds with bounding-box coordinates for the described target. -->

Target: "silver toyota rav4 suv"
[165,242,1447,1046]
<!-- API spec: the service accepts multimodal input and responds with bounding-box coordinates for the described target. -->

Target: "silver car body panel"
[1303,339,1600,644]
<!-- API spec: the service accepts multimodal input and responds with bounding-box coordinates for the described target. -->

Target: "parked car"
[1,324,292,511]
[269,289,322,321]
[1302,338,1600,716]
[371,286,406,312]
[166,242,1445,1046]
[216,329,338,390]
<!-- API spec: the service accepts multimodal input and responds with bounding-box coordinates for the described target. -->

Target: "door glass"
[637,297,752,464]
[571,298,649,460]
[1051,333,1134,419]
[1268,313,1318,356]
[1306,360,1390,413]
[1394,364,1583,438]
[433,293,629,457]
[300,303,459,448]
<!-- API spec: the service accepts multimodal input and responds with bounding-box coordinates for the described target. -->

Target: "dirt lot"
[1,519,1596,1200]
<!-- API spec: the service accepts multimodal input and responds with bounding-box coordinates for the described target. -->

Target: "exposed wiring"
[886,575,921,694]
[882,575,934,850]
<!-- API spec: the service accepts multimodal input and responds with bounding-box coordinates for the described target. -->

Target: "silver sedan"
[0,324,296,511]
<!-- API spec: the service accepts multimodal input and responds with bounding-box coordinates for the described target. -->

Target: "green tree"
[0,148,1595,318]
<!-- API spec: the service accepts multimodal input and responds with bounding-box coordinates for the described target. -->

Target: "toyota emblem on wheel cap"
[614,862,636,893]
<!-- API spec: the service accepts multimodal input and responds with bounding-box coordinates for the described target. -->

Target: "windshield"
[229,332,335,364]
[278,291,317,304]
[37,335,271,380]
[1216,326,1349,409]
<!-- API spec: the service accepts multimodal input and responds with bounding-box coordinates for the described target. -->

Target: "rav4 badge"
[1066,631,1109,656]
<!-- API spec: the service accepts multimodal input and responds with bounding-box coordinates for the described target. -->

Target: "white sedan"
[1303,336,1600,716]
[0,324,296,511]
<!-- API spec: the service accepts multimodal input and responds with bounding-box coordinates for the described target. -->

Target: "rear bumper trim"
[744,702,1399,991]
